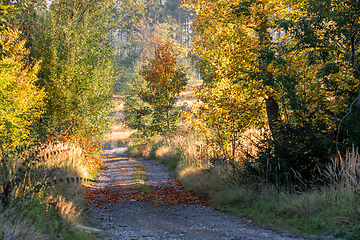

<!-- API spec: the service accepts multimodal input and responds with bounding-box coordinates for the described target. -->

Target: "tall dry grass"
[37,142,88,223]
[326,146,360,191]
[151,131,211,173]
[37,142,89,180]
[1,141,94,239]
[103,123,135,149]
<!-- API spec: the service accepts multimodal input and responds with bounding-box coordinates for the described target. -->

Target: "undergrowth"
[127,129,360,239]
[0,142,101,239]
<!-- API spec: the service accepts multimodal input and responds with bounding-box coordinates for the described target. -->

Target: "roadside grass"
[0,142,100,239]
[127,128,360,239]
[134,163,148,183]
[132,162,156,199]
[0,208,47,240]
[103,123,134,149]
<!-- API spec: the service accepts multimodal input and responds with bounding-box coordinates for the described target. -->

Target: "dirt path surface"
[86,148,307,240]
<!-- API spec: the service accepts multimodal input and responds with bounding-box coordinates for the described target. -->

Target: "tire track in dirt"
[86,148,308,240]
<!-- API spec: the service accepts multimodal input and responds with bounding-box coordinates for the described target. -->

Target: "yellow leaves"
[0,26,45,149]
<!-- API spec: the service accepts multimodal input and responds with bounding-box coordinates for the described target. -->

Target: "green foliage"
[32,0,114,140]
[0,1,17,27]
[340,106,360,147]
[253,128,331,189]
[124,72,155,139]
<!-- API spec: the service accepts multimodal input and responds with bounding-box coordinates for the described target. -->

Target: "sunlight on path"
[104,146,127,156]
[96,147,135,187]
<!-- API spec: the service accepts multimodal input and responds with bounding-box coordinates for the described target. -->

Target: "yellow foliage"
[0,26,45,149]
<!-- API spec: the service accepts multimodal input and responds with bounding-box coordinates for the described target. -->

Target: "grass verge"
[134,163,148,184]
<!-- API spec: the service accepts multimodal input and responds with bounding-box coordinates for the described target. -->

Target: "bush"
[252,123,332,188]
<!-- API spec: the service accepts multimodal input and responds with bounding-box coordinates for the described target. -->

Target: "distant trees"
[114,0,194,94]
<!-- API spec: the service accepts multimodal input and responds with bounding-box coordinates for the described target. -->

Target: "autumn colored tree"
[0,4,45,152]
[277,0,360,147]
[230,0,338,182]
[138,40,188,135]
[0,2,45,207]
[183,0,272,164]
[184,0,352,184]
[123,22,190,140]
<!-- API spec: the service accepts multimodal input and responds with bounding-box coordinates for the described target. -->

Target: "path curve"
[86,148,308,240]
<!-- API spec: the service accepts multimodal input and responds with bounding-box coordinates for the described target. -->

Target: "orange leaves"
[137,40,188,134]
[141,40,187,105]
[131,181,208,206]
[85,180,208,210]
[85,186,123,209]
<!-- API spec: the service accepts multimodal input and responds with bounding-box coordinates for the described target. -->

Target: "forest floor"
[85,147,309,240]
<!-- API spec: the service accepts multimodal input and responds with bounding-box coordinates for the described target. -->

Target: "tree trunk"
[256,11,281,139]
[357,83,360,106]
[265,96,280,139]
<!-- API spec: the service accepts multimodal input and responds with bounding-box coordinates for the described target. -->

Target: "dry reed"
[36,142,89,180]
[326,146,360,191]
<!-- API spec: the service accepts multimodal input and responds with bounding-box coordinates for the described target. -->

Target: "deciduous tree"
[139,40,188,135]
[0,5,45,151]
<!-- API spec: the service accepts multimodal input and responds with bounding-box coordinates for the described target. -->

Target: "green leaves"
[33,0,115,139]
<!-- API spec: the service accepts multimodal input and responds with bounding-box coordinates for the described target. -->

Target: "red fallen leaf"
[85,178,208,210]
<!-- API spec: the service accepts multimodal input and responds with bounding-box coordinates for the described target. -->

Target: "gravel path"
[86,148,308,240]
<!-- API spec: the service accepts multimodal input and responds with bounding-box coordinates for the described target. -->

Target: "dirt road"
[86,148,307,240]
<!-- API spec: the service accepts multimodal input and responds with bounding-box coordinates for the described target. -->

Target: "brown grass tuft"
[326,146,360,191]
[179,167,226,198]
[155,146,172,160]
